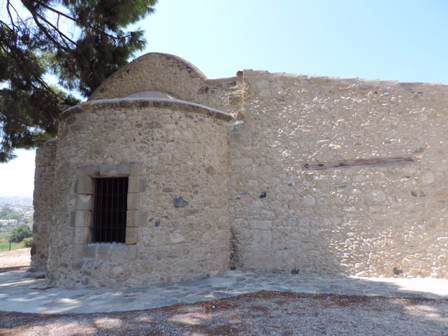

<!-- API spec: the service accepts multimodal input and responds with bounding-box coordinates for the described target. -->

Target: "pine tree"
[0,0,158,162]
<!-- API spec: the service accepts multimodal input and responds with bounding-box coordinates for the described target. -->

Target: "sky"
[1,0,448,196]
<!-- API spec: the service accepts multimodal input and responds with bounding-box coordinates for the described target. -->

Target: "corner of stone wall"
[31,139,57,273]
[226,72,248,270]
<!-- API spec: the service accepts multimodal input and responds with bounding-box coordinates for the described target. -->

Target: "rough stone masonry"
[32,53,448,288]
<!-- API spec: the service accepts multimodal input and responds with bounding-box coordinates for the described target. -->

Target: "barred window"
[92,177,128,243]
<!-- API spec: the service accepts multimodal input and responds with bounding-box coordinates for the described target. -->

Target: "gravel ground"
[1,249,447,335]
[0,248,31,272]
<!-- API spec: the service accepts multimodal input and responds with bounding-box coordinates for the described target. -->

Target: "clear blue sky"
[2,0,448,196]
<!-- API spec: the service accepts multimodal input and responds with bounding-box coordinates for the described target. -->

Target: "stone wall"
[33,53,448,286]
[229,70,448,278]
[31,140,57,272]
[45,99,232,288]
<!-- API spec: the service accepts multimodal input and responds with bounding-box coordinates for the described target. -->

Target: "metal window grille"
[92,177,128,243]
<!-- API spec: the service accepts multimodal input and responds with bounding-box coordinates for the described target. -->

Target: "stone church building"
[32,53,448,288]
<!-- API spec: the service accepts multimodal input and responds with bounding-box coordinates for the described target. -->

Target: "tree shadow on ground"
[0,288,447,335]
[0,266,29,273]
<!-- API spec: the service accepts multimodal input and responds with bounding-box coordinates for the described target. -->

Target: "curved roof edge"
[89,53,239,103]
[60,97,234,122]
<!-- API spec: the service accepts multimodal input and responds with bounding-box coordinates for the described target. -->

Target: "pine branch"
[33,10,76,47]
[33,0,79,25]
[0,35,62,102]
[0,109,34,128]
[6,0,17,34]
[4,3,33,39]
[34,0,135,41]
[19,1,75,53]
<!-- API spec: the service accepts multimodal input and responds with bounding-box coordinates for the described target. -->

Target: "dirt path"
[0,248,30,272]
[0,249,447,335]
[1,292,447,335]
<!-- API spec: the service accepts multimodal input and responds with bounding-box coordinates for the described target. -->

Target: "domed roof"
[88,52,241,115]
[125,91,177,99]
[90,53,210,102]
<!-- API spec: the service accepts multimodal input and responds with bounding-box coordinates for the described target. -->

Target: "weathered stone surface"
[125,227,138,245]
[75,195,92,210]
[433,190,448,200]
[128,176,141,193]
[34,53,448,288]
[37,67,232,287]
[170,233,185,244]
[31,140,57,272]
[74,210,91,227]
[365,190,387,203]
[75,177,93,194]
[228,68,448,279]
[127,193,140,210]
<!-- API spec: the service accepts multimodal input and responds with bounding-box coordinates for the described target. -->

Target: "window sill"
[73,243,137,261]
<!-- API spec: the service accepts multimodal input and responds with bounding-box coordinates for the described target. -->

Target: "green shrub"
[10,224,32,243]
[22,237,33,248]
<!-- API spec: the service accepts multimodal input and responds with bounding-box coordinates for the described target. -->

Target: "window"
[73,162,143,260]
[92,177,129,243]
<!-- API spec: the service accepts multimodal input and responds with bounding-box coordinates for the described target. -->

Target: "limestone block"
[158,153,172,163]
[128,176,140,193]
[126,245,138,260]
[99,162,142,176]
[83,244,97,259]
[74,210,91,227]
[170,233,185,244]
[95,244,111,255]
[125,227,138,245]
[96,244,112,260]
[139,211,148,227]
[364,190,387,203]
[112,266,123,275]
[69,211,76,227]
[139,178,148,192]
[99,164,121,176]
[111,245,137,260]
[126,210,139,227]
[76,178,93,194]
[420,172,435,185]
[302,195,316,206]
[72,244,84,260]
[248,180,258,186]
[127,193,140,210]
[75,194,92,210]
[73,226,91,245]
[77,165,100,178]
